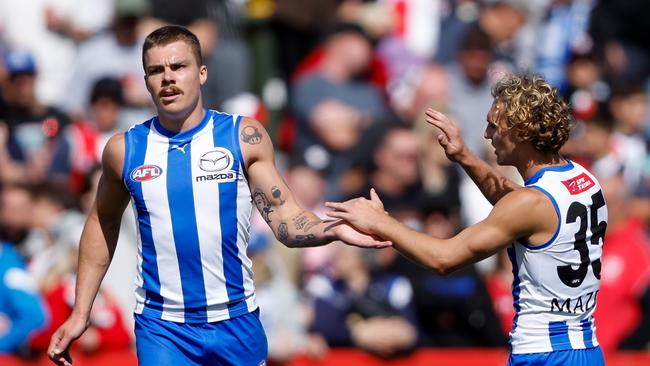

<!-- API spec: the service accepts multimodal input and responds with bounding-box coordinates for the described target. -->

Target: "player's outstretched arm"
[425,108,521,205]
[48,134,130,366]
[240,118,391,249]
[327,188,555,274]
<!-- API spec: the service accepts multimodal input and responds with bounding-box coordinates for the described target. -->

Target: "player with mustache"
[47,25,390,366]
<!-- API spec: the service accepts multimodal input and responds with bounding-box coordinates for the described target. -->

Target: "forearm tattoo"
[241,126,262,144]
[278,223,289,241]
[292,211,319,232]
[271,185,285,205]
[294,234,316,244]
[253,190,274,223]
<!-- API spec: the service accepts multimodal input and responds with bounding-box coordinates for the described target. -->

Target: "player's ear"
[199,65,208,86]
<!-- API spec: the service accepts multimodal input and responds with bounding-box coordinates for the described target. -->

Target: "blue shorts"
[135,309,268,366]
[508,347,604,366]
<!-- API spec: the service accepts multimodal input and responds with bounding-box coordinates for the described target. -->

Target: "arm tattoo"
[241,126,263,144]
[278,223,289,241]
[253,190,274,223]
[271,186,285,205]
[293,234,316,244]
[292,211,319,232]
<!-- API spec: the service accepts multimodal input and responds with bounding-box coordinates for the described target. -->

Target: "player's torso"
[509,160,607,353]
[122,110,257,323]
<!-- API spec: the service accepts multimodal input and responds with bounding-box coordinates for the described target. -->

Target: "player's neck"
[157,101,205,133]
[519,153,567,182]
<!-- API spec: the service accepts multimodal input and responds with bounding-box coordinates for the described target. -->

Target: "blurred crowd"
[1,0,650,364]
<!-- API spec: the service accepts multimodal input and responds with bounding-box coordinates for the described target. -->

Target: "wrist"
[70,308,91,323]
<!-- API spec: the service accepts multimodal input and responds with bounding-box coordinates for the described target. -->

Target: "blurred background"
[0,0,649,365]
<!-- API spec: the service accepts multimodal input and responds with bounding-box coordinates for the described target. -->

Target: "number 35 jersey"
[508,160,607,354]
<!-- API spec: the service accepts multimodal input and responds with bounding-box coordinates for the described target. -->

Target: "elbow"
[426,256,455,276]
[280,239,297,248]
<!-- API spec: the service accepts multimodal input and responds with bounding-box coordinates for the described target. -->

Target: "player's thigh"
[508,347,604,366]
[204,309,268,366]
[134,314,203,366]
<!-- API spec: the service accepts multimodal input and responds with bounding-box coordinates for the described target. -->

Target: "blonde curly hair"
[491,74,572,154]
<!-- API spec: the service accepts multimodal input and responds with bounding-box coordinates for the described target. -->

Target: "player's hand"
[328,219,392,249]
[424,108,468,162]
[48,315,89,366]
[326,189,389,239]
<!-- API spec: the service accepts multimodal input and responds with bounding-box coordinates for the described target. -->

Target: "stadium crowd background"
[0,0,649,364]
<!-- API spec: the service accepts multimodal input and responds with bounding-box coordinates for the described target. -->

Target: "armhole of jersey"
[122,129,132,186]
[522,185,561,250]
[232,114,248,179]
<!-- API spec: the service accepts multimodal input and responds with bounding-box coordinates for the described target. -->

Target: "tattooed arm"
[240,118,390,249]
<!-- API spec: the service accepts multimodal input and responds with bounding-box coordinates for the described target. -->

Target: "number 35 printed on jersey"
[558,190,607,288]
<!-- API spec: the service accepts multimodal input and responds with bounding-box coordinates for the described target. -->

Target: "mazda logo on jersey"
[199,148,233,172]
[131,165,163,182]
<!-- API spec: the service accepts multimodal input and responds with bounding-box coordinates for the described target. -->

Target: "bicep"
[445,194,535,270]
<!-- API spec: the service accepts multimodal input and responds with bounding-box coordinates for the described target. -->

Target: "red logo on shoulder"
[562,173,594,195]
[131,165,162,182]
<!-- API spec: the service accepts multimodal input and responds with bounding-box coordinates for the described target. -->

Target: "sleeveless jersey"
[122,110,256,324]
[508,160,607,354]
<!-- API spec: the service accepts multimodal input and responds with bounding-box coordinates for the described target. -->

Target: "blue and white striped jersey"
[508,160,606,353]
[122,110,256,324]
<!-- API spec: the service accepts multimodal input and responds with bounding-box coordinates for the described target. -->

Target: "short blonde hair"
[492,74,572,154]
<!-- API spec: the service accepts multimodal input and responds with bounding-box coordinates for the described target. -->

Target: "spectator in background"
[291,23,389,200]
[534,0,594,93]
[447,26,495,156]
[390,203,507,347]
[51,77,126,193]
[0,50,70,184]
[412,109,461,210]
[0,240,47,355]
[608,82,648,193]
[563,51,609,122]
[19,183,84,291]
[595,174,650,351]
[435,0,526,68]
[64,0,151,122]
[348,125,425,227]
[0,184,34,252]
[575,117,621,180]
[0,0,114,106]
[306,245,418,358]
[589,0,650,83]
[248,230,327,364]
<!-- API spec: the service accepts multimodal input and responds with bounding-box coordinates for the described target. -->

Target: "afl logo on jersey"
[131,165,163,182]
[199,148,233,172]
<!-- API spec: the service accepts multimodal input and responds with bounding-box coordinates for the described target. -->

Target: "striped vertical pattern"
[124,110,256,324]
[549,321,570,351]
[124,121,165,314]
[166,130,207,321]
[212,113,245,317]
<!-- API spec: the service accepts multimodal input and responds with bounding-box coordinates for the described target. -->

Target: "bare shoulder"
[238,117,274,167]
[487,187,557,236]
[239,117,267,143]
[101,133,126,181]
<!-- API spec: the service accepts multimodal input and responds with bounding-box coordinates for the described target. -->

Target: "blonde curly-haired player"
[327,74,606,365]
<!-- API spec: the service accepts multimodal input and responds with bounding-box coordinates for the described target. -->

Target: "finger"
[324,201,349,212]
[370,188,381,203]
[48,332,65,358]
[438,134,449,146]
[325,211,350,220]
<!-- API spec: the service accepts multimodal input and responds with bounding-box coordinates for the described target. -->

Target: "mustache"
[158,86,183,97]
